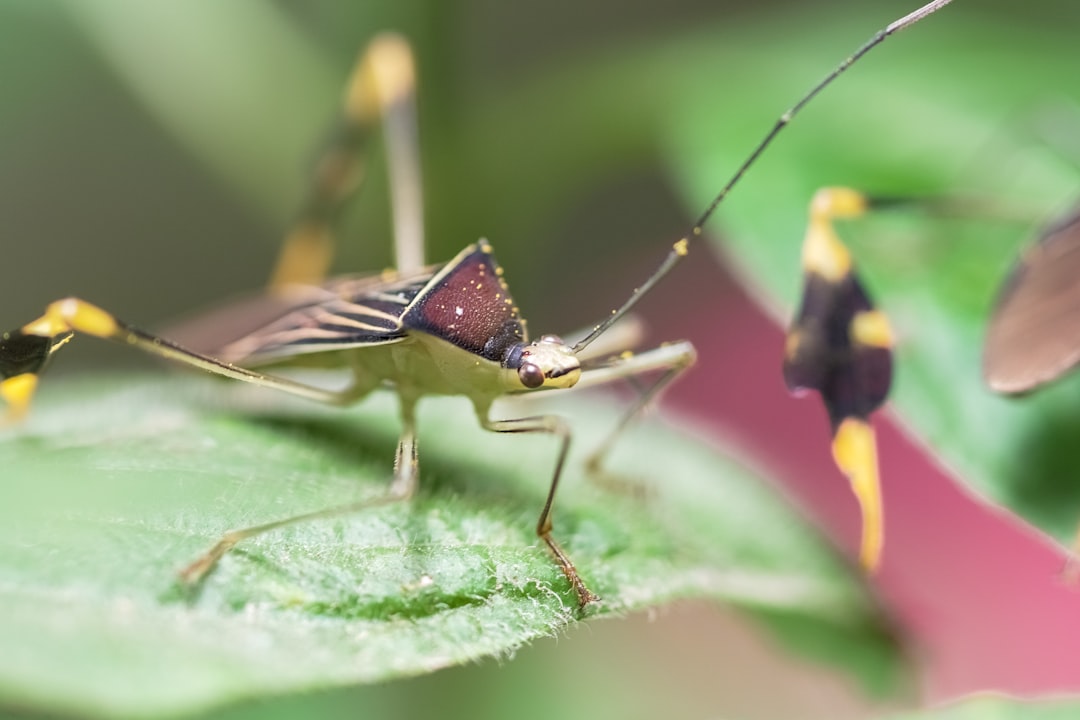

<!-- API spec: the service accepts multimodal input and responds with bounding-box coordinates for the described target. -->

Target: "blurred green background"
[1,1,1076,718]
[3,0,1075,357]
[1,0,733,350]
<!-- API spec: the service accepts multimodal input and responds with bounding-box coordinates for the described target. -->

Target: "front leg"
[575,340,696,478]
[477,408,598,609]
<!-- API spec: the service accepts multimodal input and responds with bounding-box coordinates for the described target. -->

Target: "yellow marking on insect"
[802,218,852,282]
[784,329,803,361]
[270,224,334,289]
[620,350,633,360]
[810,187,868,221]
[366,34,415,105]
[345,33,415,122]
[58,299,120,338]
[674,239,689,256]
[21,317,63,338]
[0,373,38,423]
[345,67,379,122]
[832,417,883,572]
[851,310,893,349]
[803,187,869,282]
[23,298,121,340]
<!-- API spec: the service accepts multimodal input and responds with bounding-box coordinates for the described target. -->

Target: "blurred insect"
[982,204,1080,577]
[0,1,951,607]
[783,188,895,571]
[983,207,1080,394]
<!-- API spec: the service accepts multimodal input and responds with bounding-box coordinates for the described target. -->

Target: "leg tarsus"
[539,531,599,607]
[480,410,598,608]
[178,532,242,585]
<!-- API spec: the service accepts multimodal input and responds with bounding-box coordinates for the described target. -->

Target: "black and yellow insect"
[0,3,951,606]
[784,188,894,571]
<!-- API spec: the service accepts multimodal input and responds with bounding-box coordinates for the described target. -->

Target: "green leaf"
[0,375,900,717]
[662,4,1080,543]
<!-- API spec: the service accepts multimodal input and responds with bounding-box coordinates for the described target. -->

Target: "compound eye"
[518,362,545,389]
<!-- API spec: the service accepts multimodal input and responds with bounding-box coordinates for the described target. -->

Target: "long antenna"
[572,0,954,353]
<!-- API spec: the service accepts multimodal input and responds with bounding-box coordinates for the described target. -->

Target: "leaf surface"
[0,375,901,717]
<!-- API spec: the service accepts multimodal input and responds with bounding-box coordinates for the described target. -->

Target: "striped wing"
[215,268,436,365]
[186,242,525,367]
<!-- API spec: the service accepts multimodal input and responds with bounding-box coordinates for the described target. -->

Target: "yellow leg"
[0,373,39,424]
[0,297,370,424]
[269,33,423,289]
[579,341,697,478]
[832,418,884,572]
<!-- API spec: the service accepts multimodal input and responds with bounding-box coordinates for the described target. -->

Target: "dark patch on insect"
[784,272,893,428]
[401,244,525,363]
[782,187,894,571]
[0,331,55,379]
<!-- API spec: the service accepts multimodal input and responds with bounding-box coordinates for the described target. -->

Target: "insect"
[783,188,903,572]
[983,207,1080,394]
[981,205,1080,579]
[0,1,951,608]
